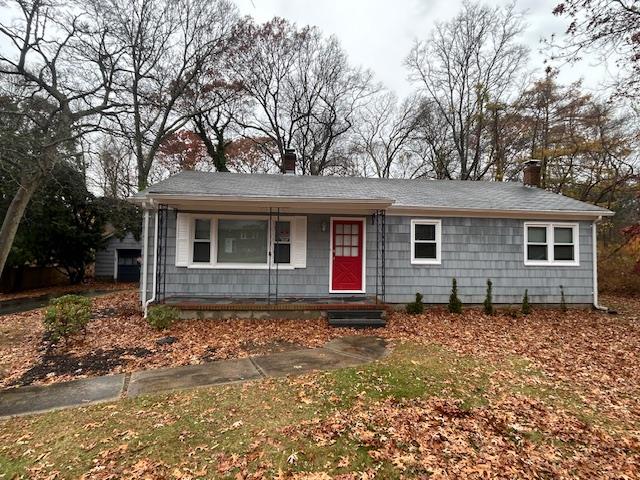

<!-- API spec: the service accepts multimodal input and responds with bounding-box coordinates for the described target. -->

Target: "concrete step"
[327,310,385,320]
[327,317,387,328]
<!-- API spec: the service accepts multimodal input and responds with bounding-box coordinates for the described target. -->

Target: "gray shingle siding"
[142,211,594,305]
[95,233,141,280]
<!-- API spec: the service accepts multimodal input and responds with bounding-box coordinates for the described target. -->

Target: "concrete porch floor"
[0,336,388,419]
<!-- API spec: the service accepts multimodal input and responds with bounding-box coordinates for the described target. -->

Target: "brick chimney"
[523,160,542,187]
[283,149,296,175]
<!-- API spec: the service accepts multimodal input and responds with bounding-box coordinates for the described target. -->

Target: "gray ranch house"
[131,157,613,318]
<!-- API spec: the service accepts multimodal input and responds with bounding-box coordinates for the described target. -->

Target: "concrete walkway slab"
[0,336,388,418]
[324,336,388,360]
[127,357,261,397]
[252,347,366,377]
[0,374,125,417]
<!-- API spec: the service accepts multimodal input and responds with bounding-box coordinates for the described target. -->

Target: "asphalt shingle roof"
[137,170,612,215]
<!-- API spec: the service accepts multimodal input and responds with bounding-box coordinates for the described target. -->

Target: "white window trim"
[524,222,580,266]
[329,217,366,294]
[410,219,442,265]
[187,214,296,270]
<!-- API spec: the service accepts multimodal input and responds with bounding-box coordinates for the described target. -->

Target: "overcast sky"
[234,0,616,97]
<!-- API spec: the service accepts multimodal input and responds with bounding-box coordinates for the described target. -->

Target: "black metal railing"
[374,209,386,303]
[155,204,169,302]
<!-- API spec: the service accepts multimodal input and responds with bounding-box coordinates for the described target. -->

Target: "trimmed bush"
[147,305,179,330]
[522,289,531,315]
[483,279,494,315]
[406,292,425,315]
[448,278,462,314]
[43,294,91,341]
[559,285,567,312]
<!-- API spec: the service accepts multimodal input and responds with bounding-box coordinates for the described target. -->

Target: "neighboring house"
[94,231,142,282]
[131,154,613,314]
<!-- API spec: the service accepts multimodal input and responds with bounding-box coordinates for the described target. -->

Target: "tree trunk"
[0,174,43,277]
[213,130,229,172]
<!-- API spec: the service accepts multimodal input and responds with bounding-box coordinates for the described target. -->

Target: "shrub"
[43,294,91,341]
[522,289,531,315]
[483,279,494,315]
[448,278,462,314]
[559,285,567,312]
[147,305,179,330]
[406,292,425,315]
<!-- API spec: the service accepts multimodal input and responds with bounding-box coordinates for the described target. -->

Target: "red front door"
[331,219,364,292]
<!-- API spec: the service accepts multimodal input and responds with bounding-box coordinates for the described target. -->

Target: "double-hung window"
[411,219,441,265]
[524,223,579,266]
[273,221,291,264]
[192,219,211,263]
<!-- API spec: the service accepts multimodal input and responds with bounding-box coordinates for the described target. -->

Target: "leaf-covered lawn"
[1,293,640,477]
[1,339,639,479]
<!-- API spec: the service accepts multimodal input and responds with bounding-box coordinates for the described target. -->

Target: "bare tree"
[93,135,137,198]
[228,17,375,175]
[551,0,640,99]
[409,99,457,179]
[0,0,121,276]
[89,0,238,189]
[190,78,248,173]
[406,1,529,180]
[352,91,421,178]
[512,72,637,200]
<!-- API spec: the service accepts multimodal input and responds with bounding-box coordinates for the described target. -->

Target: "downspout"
[140,209,150,308]
[144,208,159,317]
[592,216,610,312]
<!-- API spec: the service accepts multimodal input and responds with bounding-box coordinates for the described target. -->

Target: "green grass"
[0,342,626,479]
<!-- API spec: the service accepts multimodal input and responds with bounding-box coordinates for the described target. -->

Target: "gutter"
[140,210,149,307]
[129,193,613,219]
[592,217,611,312]
[130,193,395,206]
[143,209,159,317]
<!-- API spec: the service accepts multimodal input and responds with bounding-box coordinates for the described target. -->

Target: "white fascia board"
[387,205,614,220]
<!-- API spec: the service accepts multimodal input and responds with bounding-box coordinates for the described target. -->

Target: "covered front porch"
[141,194,392,313]
[160,295,390,321]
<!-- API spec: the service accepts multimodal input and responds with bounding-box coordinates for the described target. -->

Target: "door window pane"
[351,247,358,256]
[217,220,268,263]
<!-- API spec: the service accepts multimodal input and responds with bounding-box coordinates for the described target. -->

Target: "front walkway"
[0,336,387,418]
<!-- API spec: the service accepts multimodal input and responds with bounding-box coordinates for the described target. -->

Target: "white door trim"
[329,216,366,294]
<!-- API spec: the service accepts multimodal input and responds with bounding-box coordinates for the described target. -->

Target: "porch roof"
[131,171,613,218]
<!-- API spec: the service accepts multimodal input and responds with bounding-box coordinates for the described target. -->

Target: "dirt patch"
[11,346,153,386]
